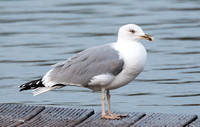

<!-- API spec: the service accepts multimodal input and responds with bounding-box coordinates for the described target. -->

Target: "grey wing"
[42,44,124,87]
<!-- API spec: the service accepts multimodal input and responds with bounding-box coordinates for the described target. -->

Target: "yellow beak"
[140,34,154,41]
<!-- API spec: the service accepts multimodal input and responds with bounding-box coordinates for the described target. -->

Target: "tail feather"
[19,78,44,91]
[33,86,62,96]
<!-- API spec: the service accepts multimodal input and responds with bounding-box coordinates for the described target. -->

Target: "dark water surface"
[0,0,200,114]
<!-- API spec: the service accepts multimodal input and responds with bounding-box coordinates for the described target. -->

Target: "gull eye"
[129,29,135,34]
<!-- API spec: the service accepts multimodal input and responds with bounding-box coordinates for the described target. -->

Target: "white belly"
[105,42,147,90]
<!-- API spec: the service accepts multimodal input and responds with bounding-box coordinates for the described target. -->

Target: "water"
[0,0,200,115]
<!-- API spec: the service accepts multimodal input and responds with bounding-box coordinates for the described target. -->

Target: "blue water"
[0,0,200,115]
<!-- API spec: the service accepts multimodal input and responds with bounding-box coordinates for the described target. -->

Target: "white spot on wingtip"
[36,81,40,85]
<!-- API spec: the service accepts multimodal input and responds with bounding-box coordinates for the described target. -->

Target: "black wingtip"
[18,84,24,88]
[19,78,44,92]
[19,84,28,91]
[19,83,30,91]
[19,88,25,92]
[18,84,25,91]
[19,87,30,91]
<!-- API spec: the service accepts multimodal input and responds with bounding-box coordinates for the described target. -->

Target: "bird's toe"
[101,113,128,120]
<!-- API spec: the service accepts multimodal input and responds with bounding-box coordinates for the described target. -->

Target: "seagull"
[19,24,153,119]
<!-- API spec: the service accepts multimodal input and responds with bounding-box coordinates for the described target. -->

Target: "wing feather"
[42,44,124,87]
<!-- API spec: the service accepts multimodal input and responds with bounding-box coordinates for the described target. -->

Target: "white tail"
[33,86,62,96]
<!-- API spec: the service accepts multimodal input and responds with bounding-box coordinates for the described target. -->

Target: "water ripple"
[167,94,200,98]
[161,37,200,41]
[0,0,200,115]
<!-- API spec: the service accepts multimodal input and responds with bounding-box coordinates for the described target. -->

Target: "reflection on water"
[0,0,200,115]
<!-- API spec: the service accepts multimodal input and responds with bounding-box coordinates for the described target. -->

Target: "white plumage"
[19,24,153,119]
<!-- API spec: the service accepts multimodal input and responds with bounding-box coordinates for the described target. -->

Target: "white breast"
[105,42,147,90]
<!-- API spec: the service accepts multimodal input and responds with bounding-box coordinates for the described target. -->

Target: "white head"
[117,24,154,42]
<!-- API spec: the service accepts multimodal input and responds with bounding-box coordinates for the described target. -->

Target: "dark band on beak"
[140,34,154,41]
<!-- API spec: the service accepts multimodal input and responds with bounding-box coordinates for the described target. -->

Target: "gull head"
[117,24,154,42]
